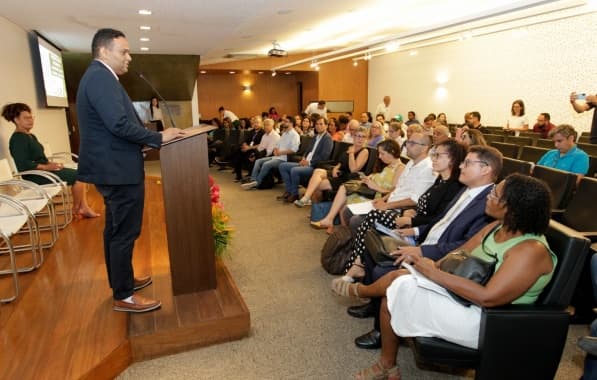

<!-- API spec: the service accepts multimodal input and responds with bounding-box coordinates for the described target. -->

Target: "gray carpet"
[119,163,588,379]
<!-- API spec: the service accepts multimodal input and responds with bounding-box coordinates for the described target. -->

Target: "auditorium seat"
[499,157,532,181]
[288,135,313,162]
[578,143,597,157]
[535,139,555,149]
[363,148,378,175]
[489,142,520,159]
[531,165,577,210]
[481,134,504,144]
[518,131,542,140]
[519,146,550,163]
[504,135,533,147]
[552,176,597,242]
[411,220,590,380]
[578,135,591,144]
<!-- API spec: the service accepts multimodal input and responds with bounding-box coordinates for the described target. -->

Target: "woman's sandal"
[386,366,402,380]
[310,220,331,230]
[354,360,394,380]
[331,278,359,298]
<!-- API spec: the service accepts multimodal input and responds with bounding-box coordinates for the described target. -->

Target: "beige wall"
[0,16,70,165]
[368,12,597,132]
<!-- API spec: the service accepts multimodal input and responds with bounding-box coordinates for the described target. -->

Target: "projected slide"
[37,36,68,107]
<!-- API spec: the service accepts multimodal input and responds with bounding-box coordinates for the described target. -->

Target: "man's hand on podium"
[161,128,187,143]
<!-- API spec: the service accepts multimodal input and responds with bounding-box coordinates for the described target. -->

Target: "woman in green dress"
[2,102,98,218]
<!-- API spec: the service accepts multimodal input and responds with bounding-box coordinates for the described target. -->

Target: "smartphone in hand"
[576,93,587,100]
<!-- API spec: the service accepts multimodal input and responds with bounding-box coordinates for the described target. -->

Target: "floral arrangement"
[209,175,233,258]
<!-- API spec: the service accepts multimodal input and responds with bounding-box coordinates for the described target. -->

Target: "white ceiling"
[0,0,573,65]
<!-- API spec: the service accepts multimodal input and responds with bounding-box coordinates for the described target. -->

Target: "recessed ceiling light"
[138,9,152,15]
[140,25,151,31]
[200,70,207,74]
[258,71,264,75]
[140,37,150,42]
[285,72,292,75]
[229,71,236,74]
[140,47,149,51]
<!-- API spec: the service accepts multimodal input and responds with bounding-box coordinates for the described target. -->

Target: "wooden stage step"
[0,178,250,379]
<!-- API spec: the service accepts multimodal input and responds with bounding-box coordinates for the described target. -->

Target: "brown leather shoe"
[276,191,290,201]
[113,294,161,313]
[133,275,152,291]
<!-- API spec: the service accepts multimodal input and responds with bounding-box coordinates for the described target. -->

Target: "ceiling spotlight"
[200,70,207,74]
[353,61,358,67]
[258,71,264,74]
[272,71,277,77]
[229,71,236,74]
[285,72,292,75]
[139,25,151,31]
[138,9,152,15]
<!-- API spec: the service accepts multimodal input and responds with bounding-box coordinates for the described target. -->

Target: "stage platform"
[0,178,250,379]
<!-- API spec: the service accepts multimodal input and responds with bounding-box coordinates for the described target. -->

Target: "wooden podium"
[126,125,250,362]
[159,125,217,294]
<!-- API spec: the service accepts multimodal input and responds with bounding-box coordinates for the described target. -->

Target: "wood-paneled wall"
[198,55,368,120]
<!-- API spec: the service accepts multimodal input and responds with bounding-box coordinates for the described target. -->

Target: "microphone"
[133,70,178,129]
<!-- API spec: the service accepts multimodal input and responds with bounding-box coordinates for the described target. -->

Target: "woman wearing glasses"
[310,139,404,233]
[294,127,369,207]
[336,139,466,283]
[344,174,556,380]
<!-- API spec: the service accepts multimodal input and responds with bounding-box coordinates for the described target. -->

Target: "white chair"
[0,194,43,302]
[0,159,58,250]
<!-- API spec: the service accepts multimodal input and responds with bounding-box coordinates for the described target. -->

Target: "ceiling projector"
[268,42,287,57]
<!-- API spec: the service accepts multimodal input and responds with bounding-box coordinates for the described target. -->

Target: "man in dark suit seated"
[345,145,502,349]
[76,28,185,313]
[277,115,333,203]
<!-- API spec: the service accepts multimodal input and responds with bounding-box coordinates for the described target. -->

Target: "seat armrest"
[475,305,569,379]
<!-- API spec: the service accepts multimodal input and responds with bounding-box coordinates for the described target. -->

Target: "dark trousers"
[95,183,145,300]
[362,249,398,331]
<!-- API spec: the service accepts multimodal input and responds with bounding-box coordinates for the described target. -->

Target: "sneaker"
[294,198,312,208]
[241,180,258,190]
[241,177,253,184]
[214,157,229,165]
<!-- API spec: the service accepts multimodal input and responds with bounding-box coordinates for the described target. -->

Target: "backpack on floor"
[320,225,353,275]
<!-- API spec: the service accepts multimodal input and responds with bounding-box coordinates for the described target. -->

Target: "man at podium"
[76,28,185,313]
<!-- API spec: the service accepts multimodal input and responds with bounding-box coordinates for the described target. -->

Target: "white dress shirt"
[388,157,436,204]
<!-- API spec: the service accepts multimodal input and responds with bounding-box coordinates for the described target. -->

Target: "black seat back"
[499,157,532,181]
[531,165,577,209]
[537,220,591,308]
[561,176,597,234]
[482,134,504,144]
[489,142,520,159]
[518,146,550,163]
[330,141,351,162]
[363,148,378,175]
[578,143,597,156]
[535,138,554,149]
[504,135,533,147]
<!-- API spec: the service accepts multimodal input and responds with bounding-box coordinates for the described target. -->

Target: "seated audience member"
[238,117,250,130]
[232,116,266,181]
[432,125,450,144]
[277,116,333,203]
[437,112,448,125]
[338,145,500,346]
[347,174,555,379]
[304,100,327,119]
[405,111,420,126]
[400,123,423,157]
[3,102,99,218]
[533,112,556,139]
[342,119,360,143]
[459,128,487,149]
[294,127,369,207]
[241,117,300,190]
[387,121,404,147]
[537,124,589,180]
[345,133,436,234]
[311,140,404,232]
[504,99,529,134]
[367,121,385,148]
[340,139,468,282]
[423,114,435,129]
[301,117,314,137]
[376,114,389,132]
[268,106,280,121]
[328,117,343,141]
[359,112,372,128]
[468,111,482,129]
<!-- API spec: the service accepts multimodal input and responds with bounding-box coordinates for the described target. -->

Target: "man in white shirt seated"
[304,100,327,119]
[347,132,436,232]
[242,117,300,190]
[342,119,360,143]
[235,118,279,181]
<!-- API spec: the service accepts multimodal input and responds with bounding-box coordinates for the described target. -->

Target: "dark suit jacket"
[305,132,333,167]
[417,185,494,261]
[76,60,162,185]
